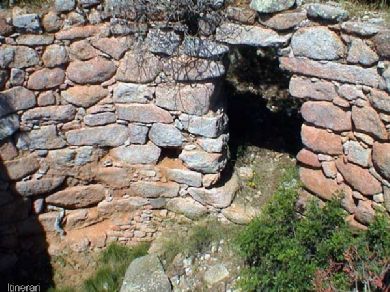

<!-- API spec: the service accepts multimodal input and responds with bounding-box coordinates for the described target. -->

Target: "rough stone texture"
[67,57,116,84]
[289,76,337,101]
[341,21,380,37]
[373,31,390,59]
[117,104,173,124]
[301,124,343,155]
[84,112,116,126]
[338,84,364,101]
[55,0,75,12]
[96,167,130,188]
[307,4,348,23]
[62,85,108,107]
[301,101,351,132]
[369,89,390,114]
[291,27,344,60]
[116,51,161,83]
[179,149,226,174]
[0,115,19,141]
[13,177,65,196]
[166,197,208,220]
[149,123,183,147]
[42,12,62,32]
[216,23,290,47]
[259,10,306,31]
[347,39,378,66]
[130,182,179,198]
[250,0,295,13]
[352,106,388,140]
[0,87,36,117]
[384,68,390,94]
[156,83,215,116]
[166,169,202,187]
[10,69,25,86]
[16,125,66,150]
[279,57,383,88]
[27,68,65,90]
[92,37,129,60]
[343,140,371,168]
[128,124,149,144]
[0,139,18,161]
[226,7,256,24]
[146,29,181,55]
[384,186,390,212]
[69,40,97,60]
[120,254,171,292]
[179,113,227,138]
[204,264,229,285]
[336,158,382,195]
[66,125,129,146]
[222,203,257,224]
[113,83,154,104]
[22,105,76,123]
[183,37,229,59]
[8,46,39,69]
[46,184,106,209]
[110,144,161,165]
[55,25,101,40]
[189,173,239,208]
[42,45,69,67]
[16,35,54,46]
[0,18,13,36]
[297,148,321,168]
[355,200,375,225]
[12,14,41,32]
[1,155,39,181]
[299,167,340,200]
[372,142,390,181]
[198,135,228,153]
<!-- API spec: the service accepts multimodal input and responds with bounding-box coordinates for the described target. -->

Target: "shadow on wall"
[225,45,303,162]
[0,97,53,289]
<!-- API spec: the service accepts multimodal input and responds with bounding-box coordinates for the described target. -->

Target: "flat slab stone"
[289,76,337,101]
[179,149,227,174]
[179,113,227,138]
[55,25,101,40]
[16,125,66,150]
[117,104,173,124]
[166,197,208,220]
[27,68,65,90]
[166,168,202,187]
[250,0,295,13]
[13,177,65,196]
[301,124,343,155]
[22,105,76,123]
[299,167,340,200]
[66,125,129,146]
[113,83,154,104]
[130,181,179,198]
[110,144,161,165]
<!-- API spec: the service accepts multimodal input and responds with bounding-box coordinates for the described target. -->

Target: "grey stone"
[289,76,337,101]
[120,255,171,292]
[130,181,179,198]
[22,105,76,123]
[13,177,65,196]
[149,123,183,147]
[113,83,154,104]
[0,115,19,141]
[369,89,390,113]
[8,46,39,69]
[146,29,181,55]
[117,104,173,123]
[98,197,148,215]
[12,14,41,32]
[42,45,69,68]
[216,23,291,47]
[91,37,129,60]
[9,69,25,86]
[383,68,390,94]
[79,0,100,7]
[307,4,349,23]
[198,134,228,153]
[179,149,227,174]
[204,264,229,285]
[0,87,36,118]
[341,21,380,37]
[155,83,215,116]
[384,186,390,212]
[0,46,14,68]
[128,124,149,144]
[16,34,54,46]
[338,84,365,101]
[47,146,94,166]
[179,113,227,138]
[291,27,344,60]
[16,125,66,150]
[66,125,129,146]
[347,39,378,66]
[343,140,371,168]
[250,0,295,13]
[55,0,75,11]
[188,173,238,208]
[84,112,116,126]
[182,37,229,58]
[373,31,390,59]
[149,198,166,209]
[166,197,208,220]
[110,144,161,165]
[166,168,202,187]
[372,142,390,181]
[355,201,375,225]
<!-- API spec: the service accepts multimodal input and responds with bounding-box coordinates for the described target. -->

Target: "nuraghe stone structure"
[0,0,389,270]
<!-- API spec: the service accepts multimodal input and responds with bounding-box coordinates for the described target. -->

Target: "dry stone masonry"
[0,0,389,270]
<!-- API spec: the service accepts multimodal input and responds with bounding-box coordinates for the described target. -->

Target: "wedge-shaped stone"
[352,106,388,140]
[280,57,383,88]
[1,155,39,181]
[166,197,208,219]
[13,176,65,196]
[62,85,109,108]
[336,158,382,195]
[156,83,215,116]
[110,144,161,165]
[179,149,227,174]
[0,87,35,118]
[301,124,343,155]
[46,184,106,209]
[22,105,76,123]
[27,68,65,90]
[67,57,116,84]
[130,181,179,198]
[179,113,227,138]
[216,23,291,47]
[66,125,129,146]
[16,125,66,150]
[117,104,173,123]
[289,76,337,101]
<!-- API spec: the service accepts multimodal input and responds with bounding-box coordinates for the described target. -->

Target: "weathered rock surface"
[343,140,371,168]
[96,167,130,188]
[259,10,306,31]
[198,135,228,153]
[179,113,227,138]
[289,76,337,101]
[369,89,390,113]
[92,37,129,60]
[168,57,225,81]
[250,0,295,13]
[66,125,129,146]
[13,177,65,196]
[69,40,98,60]
[84,112,116,126]
[352,106,388,140]
[42,45,69,67]
[301,124,343,155]
[130,182,179,198]
[12,14,41,32]
[55,25,101,40]
[22,105,76,123]
[204,264,229,286]
[183,37,229,58]
[120,255,172,292]
[372,142,390,180]
[373,31,390,59]
[62,85,109,108]
[46,184,106,209]
[110,144,161,164]
[297,148,321,168]
[67,57,116,84]
[166,169,202,187]
[128,124,149,144]
[16,34,54,46]
[8,46,39,68]
[1,155,39,181]
[113,83,154,104]
[16,125,66,150]
[179,149,226,174]
[299,167,339,200]
[347,39,378,66]
[27,68,65,90]
[307,4,348,23]
[117,104,173,124]
[166,197,208,220]
[355,200,375,225]
[149,123,183,147]
[146,29,181,55]
[0,87,36,118]
[221,203,258,225]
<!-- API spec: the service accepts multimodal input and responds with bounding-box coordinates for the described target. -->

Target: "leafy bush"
[236,167,389,291]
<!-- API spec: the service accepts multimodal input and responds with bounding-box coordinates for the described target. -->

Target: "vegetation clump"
[236,168,389,291]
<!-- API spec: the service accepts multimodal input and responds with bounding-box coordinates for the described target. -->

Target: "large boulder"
[120,255,171,292]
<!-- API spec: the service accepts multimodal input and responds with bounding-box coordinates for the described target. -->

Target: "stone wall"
[0,0,389,269]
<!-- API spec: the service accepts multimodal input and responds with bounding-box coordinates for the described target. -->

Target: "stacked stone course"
[0,0,389,268]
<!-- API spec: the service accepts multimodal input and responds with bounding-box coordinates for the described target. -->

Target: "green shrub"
[236,167,389,291]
